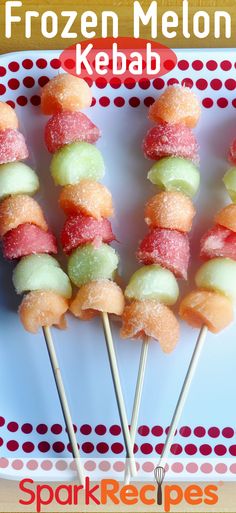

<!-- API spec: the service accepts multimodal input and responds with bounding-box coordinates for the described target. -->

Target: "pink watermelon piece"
[137,227,190,279]
[228,138,236,165]
[0,129,28,165]
[200,224,236,261]
[45,111,101,153]
[142,123,199,163]
[61,214,115,254]
[3,223,57,260]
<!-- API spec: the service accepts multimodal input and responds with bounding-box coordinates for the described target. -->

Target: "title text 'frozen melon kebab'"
[0,101,84,483]
[40,74,136,476]
[120,85,201,486]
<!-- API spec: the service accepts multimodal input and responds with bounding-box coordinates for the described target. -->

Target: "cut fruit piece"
[228,139,236,165]
[70,279,125,320]
[0,102,18,130]
[137,228,190,279]
[0,195,47,237]
[19,290,68,333]
[50,142,105,186]
[120,300,179,353]
[148,157,200,197]
[41,74,92,114]
[0,162,39,201]
[0,129,28,165]
[61,214,115,254]
[68,243,119,287]
[200,225,236,261]
[125,265,179,305]
[45,111,101,153]
[215,204,236,232]
[148,85,201,127]
[223,167,236,202]
[13,254,72,298]
[3,224,57,260]
[195,257,236,302]
[179,289,233,333]
[144,191,195,232]
[143,123,199,163]
[59,180,113,219]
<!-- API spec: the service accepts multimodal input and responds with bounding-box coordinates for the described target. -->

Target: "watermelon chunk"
[200,224,236,261]
[45,111,101,153]
[0,129,28,165]
[3,223,57,260]
[228,138,236,165]
[61,214,115,254]
[143,123,199,163]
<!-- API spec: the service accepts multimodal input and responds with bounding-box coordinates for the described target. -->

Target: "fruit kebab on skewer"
[120,85,201,484]
[40,73,136,476]
[0,101,84,484]
[158,138,236,475]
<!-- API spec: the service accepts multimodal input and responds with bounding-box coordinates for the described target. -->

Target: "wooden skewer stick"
[101,312,137,477]
[42,326,85,485]
[124,336,149,484]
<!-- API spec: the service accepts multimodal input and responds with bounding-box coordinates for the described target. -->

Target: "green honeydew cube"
[223,167,236,202]
[0,162,39,201]
[68,243,119,287]
[50,142,105,186]
[125,264,179,305]
[195,257,236,302]
[148,157,200,197]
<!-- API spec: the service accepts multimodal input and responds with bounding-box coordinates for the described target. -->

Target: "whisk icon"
[154,466,166,505]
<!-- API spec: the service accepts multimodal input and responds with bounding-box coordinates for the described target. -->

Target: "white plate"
[0,49,236,482]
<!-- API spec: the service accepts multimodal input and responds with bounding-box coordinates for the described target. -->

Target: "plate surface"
[0,49,236,482]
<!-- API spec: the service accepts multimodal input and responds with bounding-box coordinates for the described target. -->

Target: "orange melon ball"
[144,191,195,232]
[19,290,69,333]
[59,180,113,219]
[41,74,92,115]
[0,195,48,237]
[0,102,18,130]
[70,279,125,320]
[120,300,179,353]
[215,204,236,232]
[149,86,201,128]
[179,289,233,333]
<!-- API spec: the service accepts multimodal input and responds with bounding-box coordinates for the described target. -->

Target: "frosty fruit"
[215,204,236,232]
[137,228,190,279]
[144,191,195,232]
[68,243,119,287]
[45,111,101,153]
[179,289,233,333]
[148,85,201,127]
[200,225,236,261]
[0,162,39,201]
[0,102,18,130]
[0,129,29,165]
[195,257,236,301]
[41,74,92,114]
[61,214,115,254]
[59,180,113,219]
[13,254,72,298]
[50,142,105,186]
[125,265,179,305]
[120,300,179,353]
[228,139,236,165]
[0,195,47,237]
[148,157,200,197]
[143,123,199,163]
[223,167,236,202]
[3,224,57,260]
[19,290,69,333]
[70,279,125,320]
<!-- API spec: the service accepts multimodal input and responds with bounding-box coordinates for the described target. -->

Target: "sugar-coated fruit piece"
[148,157,200,197]
[125,265,179,305]
[19,290,69,333]
[144,191,195,232]
[149,85,201,127]
[215,204,236,232]
[3,224,57,260]
[143,123,199,163]
[195,257,236,302]
[68,243,119,287]
[0,162,39,201]
[61,214,115,254]
[0,129,28,165]
[0,195,47,237]
[228,139,236,165]
[41,74,92,114]
[0,102,18,130]
[45,111,101,153]
[223,168,236,202]
[59,180,113,219]
[179,289,233,334]
[70,280,125,320]
[51,142,105,186]
[13,254,72,298]
[120,300,179,353]
[200,225,236,261]
[137,228,190,279]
